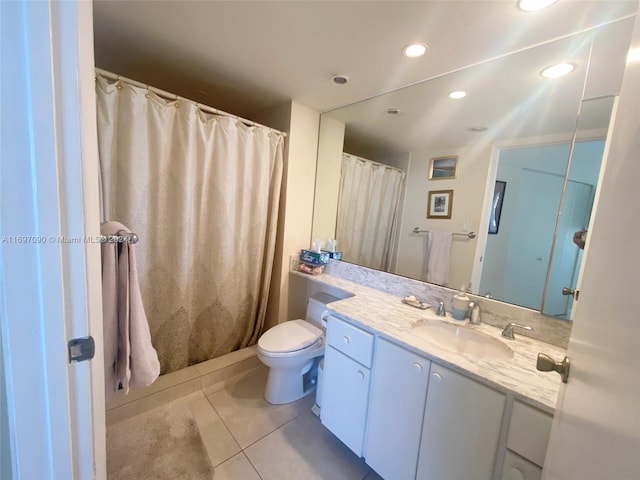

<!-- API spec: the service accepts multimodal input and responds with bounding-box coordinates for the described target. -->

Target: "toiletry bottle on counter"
[451,286,470,320]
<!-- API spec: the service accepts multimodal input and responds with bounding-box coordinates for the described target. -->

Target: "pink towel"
[425,230,452,286]
[101,221,160,401]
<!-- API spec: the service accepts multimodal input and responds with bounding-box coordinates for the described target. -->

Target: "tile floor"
[107,367,383,480]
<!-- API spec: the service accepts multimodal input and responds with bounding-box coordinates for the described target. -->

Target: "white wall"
[343,137,411,172]
[311,116,345,243]
[395,139,493,289]
[255,101,321,328]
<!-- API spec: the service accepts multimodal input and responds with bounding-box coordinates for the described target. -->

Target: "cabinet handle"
[412,362,423,372]
[431,372,442,383]
[343,336,350,344]
[357,370,365,380]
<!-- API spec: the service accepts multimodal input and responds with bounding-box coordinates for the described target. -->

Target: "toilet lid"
[258,319,323,353]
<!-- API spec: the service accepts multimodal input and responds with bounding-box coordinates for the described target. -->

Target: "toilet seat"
[258,319,323,354]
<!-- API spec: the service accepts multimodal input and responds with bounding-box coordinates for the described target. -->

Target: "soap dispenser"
[451,285,470,321]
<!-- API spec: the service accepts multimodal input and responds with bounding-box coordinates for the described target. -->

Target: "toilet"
[257,292,338,404]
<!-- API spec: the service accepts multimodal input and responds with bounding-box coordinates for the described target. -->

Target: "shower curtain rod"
[95,68,287,138]
[344,152,405,174]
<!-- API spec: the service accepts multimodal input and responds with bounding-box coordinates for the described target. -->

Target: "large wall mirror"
[312,16,635,319]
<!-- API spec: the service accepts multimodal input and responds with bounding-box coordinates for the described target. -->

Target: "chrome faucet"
[435,301,446,317]
[501,322,533,340]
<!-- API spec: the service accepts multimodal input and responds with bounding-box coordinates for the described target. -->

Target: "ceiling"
[327,17,635,152]
[92,1,638,121]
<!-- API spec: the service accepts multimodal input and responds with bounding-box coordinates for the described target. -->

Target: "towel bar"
[412,227,476,239]
[99,230,138,244]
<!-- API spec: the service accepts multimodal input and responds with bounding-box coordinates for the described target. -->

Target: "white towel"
[101,221,160,401]
[425,230,452,286]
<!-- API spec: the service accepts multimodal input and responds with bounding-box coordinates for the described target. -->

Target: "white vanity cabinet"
[365,337,431,480]
[320,315,374,457]
[417,363,506,480]
[501,401,553,480]
[319,314,550,480]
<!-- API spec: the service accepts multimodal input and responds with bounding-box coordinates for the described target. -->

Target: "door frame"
[1,1,105,478]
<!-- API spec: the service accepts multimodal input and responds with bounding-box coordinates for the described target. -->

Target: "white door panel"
[1,1,104,478]
[543,12,640,479]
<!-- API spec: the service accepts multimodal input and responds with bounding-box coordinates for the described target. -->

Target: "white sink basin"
[411,321,514,361]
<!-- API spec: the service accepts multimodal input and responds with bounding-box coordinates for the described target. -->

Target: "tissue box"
[322,250,343,260]
[300,249,330,265]
[296,263,325,275]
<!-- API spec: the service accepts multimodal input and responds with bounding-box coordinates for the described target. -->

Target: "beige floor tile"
[212,452,262,480]
[244,410,370,480]
[207,369,315,448]
[187,397,241,467]
[106,401,214,480]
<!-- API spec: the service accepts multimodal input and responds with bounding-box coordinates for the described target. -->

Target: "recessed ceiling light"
[449,91,467,99]
[385,108,401,115]
[540,63,575,79]
[331,74,350,85]
[403,43,428,58]
[518,0,557,11]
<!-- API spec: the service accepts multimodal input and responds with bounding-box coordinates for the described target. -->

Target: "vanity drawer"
[326,315,374,367]
[507,401,553,467]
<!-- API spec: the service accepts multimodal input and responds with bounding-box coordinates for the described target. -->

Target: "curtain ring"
[116,83,123,90]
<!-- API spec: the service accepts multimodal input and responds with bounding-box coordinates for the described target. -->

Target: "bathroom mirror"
[311,17,635,316]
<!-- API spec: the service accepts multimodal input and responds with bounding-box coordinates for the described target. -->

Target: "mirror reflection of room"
[313,17,634,317]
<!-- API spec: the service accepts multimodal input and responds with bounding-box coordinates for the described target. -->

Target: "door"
[1,1,105,478]
[417,363,505,480]
[542,15,640,478]
[365,338,430,480]
[320,346,371,457]
[542,180,592,317]
[501,169,563,310]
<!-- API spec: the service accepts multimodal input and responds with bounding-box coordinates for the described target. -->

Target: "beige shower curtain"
[336,153,406,271]
[96,74,284,374]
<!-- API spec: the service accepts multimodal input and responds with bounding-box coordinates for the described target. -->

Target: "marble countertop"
[294,271,567,413]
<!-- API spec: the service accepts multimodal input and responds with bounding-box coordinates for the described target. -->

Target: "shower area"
[96,70,285,375]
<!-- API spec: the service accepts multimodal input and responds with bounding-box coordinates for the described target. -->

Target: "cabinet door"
[320,345,370,457]
[417,363,506,480]
[502,450,542,480]
[365,338,431,480]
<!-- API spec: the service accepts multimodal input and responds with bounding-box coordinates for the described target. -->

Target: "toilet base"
[264,358,320,404]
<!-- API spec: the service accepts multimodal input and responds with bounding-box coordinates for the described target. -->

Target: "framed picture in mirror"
[489,180,506,234]
[428,156,458,180]
[427,189,453,219]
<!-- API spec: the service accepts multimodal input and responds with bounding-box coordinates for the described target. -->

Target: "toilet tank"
[306,292,339,329]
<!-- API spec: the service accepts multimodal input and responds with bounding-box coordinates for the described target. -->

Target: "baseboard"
[106,346,262,425]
